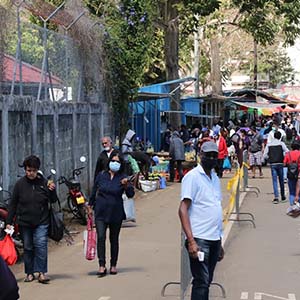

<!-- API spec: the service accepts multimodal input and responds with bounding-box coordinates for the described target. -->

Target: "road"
[10,167,300,300]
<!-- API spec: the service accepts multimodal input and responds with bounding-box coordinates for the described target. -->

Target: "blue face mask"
[109,161,121,172]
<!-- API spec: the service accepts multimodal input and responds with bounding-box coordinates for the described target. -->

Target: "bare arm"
[178,198,199,259]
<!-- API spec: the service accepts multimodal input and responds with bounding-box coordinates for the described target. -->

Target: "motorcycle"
[0,186,23,259]
[57,156,88,225]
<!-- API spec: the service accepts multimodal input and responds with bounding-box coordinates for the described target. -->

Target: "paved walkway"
[11,166,300,300]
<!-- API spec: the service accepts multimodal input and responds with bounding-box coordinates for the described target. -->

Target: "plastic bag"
[122,194,136,222]
[83,216,97,260]
[0,235,17,265]
[223,157,231,170]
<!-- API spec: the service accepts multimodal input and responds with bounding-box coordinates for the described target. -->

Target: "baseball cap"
[200,141,218,153]
[151,155,160,165]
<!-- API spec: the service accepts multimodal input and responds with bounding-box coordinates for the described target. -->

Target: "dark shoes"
[281,197,287,203]
[97,268,107,278]
[272,198,279,204]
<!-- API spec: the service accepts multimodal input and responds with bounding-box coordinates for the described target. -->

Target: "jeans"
[186,238,221,300]
[95,220,122,267]
[20,224,49,275]
[288,178,297,205]
[270,164,285,199]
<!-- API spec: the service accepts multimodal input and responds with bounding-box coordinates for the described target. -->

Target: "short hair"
[101,136,112,143]
[291,141,300,150]
[107,151,125,173]
[274,131,282,140]
[23,155,41,170]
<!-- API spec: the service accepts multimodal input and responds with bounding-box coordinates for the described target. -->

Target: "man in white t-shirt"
[178,141,224,300]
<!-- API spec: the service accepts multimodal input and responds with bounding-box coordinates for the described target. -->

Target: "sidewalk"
[9,169,250,300]
[214,166,300,299]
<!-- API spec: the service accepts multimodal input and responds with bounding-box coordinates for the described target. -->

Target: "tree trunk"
[164,0,181,129]
[210,36,222,95]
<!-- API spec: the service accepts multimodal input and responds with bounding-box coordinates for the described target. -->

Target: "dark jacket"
[0,256,19,300]
[7,175,58,227]
[94,149,117,182]
[89,171,135,223]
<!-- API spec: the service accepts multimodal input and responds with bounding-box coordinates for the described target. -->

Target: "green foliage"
[232,0,300,46]
[84,0,158,134]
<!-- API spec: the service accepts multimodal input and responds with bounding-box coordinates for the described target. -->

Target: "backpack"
[287,153,300,180]
[230,133,240,144]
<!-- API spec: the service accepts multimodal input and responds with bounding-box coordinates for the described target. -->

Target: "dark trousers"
[186,238,221,300]
[169,160,183,182]
[95,220,122,267]
[215,159,224,178]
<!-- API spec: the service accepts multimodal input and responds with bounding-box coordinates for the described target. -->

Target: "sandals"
[38,273,50,284]
[110,267,117,275]
[97,268,107,278]
[24,274,35,282]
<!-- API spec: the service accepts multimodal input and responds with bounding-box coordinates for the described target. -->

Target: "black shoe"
[281,197,287,203]
[272,198,279,204]
[97,268,107,277]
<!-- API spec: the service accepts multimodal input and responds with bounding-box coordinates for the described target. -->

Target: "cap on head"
[200,141,218,153]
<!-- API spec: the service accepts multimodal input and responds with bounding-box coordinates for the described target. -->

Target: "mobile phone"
[197,251,205,262]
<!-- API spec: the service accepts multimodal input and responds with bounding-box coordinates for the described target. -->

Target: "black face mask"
[201,157,218,170]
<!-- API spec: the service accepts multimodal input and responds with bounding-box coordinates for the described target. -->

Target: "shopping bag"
[223,157,231,170]
[122,193,136,223]
[48,203,64,242]
[83,216,97,260]
[0,235,17,265]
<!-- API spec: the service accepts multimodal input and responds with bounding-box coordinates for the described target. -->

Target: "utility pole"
[253,39,258,90]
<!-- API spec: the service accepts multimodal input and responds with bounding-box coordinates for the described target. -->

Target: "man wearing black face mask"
[179,141,224,300]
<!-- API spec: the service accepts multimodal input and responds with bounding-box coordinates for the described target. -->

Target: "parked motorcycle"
[57,156,88,225]
[0,186,23,259]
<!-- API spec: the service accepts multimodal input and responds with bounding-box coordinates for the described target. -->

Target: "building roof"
[2,54,62,85]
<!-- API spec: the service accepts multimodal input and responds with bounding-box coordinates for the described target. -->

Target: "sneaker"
[272,198,279,204]
[281,197,287,203]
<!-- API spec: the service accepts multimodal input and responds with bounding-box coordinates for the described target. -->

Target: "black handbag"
[48,199,64,242]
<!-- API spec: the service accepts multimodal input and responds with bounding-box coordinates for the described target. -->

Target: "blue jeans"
[95,220,122,267]
[270,164,285,199]
[288,178,297,205]
[20,224,49,274]
[186,238,221,300]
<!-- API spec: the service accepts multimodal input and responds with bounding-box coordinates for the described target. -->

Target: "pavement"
[9,166,300,300]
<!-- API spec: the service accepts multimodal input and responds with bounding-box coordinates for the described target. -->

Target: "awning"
[231,101,282,109]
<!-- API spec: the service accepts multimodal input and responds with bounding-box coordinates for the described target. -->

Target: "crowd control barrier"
[162,153,259,299]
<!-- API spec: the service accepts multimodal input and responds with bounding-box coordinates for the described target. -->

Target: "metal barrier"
[161,233,226,299]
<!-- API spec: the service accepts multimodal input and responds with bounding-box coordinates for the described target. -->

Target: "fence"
[0,95,113,206]
[0,4,113,203]
[161,152,259,299]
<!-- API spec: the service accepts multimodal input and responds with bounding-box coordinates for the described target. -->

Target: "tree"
[84,0,157,137]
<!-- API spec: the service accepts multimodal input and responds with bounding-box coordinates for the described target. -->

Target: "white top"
[181,165,223,241]
[267,128,286,144]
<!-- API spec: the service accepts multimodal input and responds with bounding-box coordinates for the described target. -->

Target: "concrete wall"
[0,95,113,206]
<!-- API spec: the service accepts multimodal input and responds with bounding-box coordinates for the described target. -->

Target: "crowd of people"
[3,112,300,300]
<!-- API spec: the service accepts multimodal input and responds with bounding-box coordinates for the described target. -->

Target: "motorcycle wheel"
[67,196,87,225]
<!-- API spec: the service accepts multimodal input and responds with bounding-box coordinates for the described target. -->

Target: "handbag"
[0,235,17,265]
[48,199,64,242]
[83,216,97,260]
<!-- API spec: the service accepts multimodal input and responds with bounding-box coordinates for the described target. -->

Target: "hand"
[218,246,225,261]
[6,224,12,230]
[187,240,199,259]
[120,178,128,188]
[47,182,56,191]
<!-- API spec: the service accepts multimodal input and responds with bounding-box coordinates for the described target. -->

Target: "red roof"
[3,54,63,85]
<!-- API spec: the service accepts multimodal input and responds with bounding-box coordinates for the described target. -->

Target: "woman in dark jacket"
[6,155,58,283]
[88,151,134,277]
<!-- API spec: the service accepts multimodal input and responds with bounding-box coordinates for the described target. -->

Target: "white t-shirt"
[181,165,223,241]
